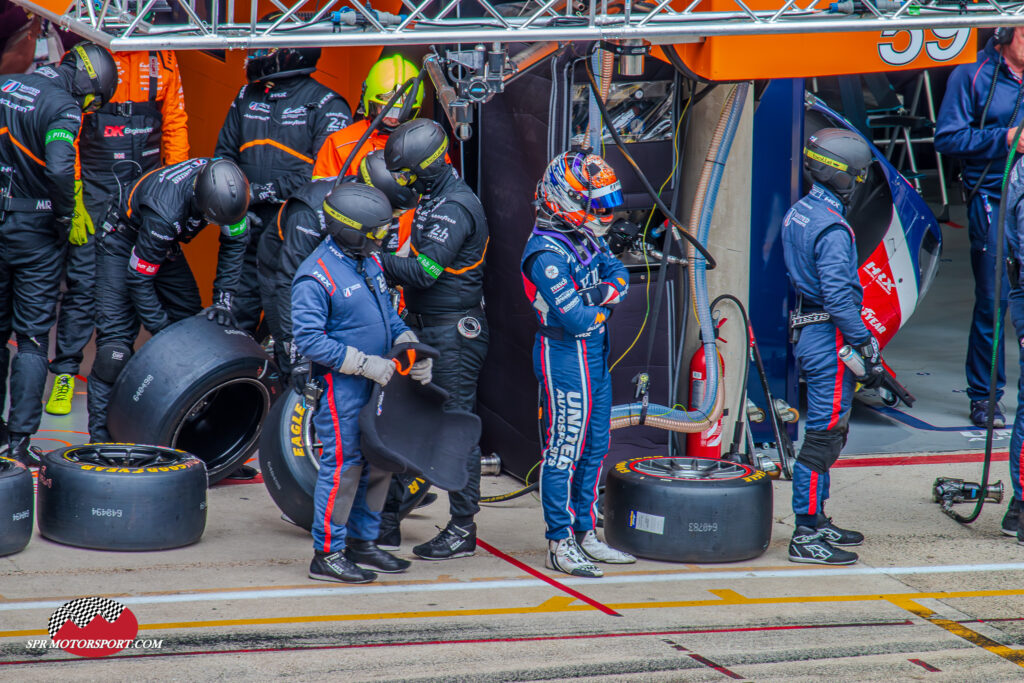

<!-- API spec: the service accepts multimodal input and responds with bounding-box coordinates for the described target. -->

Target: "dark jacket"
[379,169,488,316]
[119,158,249,332]
[0,64,82,219]
[214,76,350,205]
[935,37,1024,199]
[275,178,333,343]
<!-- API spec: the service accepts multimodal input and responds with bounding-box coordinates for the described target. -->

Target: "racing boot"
[1017,507,1024,547]
[815,512,864,547]
[224,464,259,481]
[412,520,477,560]
[345,539,411,573]
[576,530,636,564]
[375,512,401,550]
[45,374,75,416]
[546,536,603,578]
[1002,498,1020,537]
[309,550,377,584]
[8,434,39,468]
[788,526,858,565]
[970,400,1005,429]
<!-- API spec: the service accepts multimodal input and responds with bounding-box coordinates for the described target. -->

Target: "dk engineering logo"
[26,597,162,657]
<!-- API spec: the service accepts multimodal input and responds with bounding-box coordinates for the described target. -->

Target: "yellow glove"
[69,180,94,246]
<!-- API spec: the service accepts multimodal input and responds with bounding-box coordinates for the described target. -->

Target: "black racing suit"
[86,158,250,440]
[261,178,332,372]
[214,76,350,333]
[379,168,489,524]
[0,64,81,438]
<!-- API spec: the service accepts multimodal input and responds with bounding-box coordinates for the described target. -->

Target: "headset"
[994,26,1015,45]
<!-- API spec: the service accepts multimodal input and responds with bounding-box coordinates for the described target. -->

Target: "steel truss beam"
[12,0,1024,49]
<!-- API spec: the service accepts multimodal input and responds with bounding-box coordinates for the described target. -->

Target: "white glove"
[339,347,396,386]
[410,357,432,385]
[396,330,418,344]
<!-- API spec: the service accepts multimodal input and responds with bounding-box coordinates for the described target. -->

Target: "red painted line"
[943,221,964,229]
[0,620,916,666]
[475,537,621,617]
[688,653,744,679]
[834,451,1008,468]
[908,658,941,672]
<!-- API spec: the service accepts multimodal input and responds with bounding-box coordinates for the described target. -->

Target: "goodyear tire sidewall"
[37,445,208,551]
[259,390,318,530]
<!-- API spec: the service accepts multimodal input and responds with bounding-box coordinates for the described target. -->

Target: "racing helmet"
[195,159,250,226]
[60,43,118,112]
[537,151,623,236]
[322,183,394,258]
[357,150,419,215]
[803,128,872,203]
[383,119,449,192]
[245,47,321,83]
[362,55,424,127]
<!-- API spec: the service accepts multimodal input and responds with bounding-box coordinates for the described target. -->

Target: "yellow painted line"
[888,597,1024,668]
[6,588,1024,639]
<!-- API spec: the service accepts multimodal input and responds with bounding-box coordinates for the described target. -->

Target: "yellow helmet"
[362,55,424,122]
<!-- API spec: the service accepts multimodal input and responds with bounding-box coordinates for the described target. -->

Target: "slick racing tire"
[108,316,279,485]
[259,390,320,530]
[37,444,207,551]
[604,456,772,563]
[0,456,33,557]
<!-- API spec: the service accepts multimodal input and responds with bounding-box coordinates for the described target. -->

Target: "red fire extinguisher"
[686,327,725,459]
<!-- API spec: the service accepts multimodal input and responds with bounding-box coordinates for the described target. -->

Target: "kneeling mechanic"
[292,183,432,584]
[87,157,250,442]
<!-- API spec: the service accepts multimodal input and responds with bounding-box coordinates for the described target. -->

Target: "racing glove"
[69,180,94,246]
[250,182,279,204]
[339,347,396,386]
[202,291,238,327]
[578,283,625,308]
[855,336,885,388]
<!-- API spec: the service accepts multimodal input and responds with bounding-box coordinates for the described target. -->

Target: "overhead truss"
[11,0,1024,50]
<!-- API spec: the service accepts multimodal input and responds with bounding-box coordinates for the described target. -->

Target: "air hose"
[591,75,749,432]
[945,123,1023,524]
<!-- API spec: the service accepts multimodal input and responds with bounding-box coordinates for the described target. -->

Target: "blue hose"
[611,82,750,431]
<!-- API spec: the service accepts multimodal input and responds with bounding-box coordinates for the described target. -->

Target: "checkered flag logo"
[48,597,126,639]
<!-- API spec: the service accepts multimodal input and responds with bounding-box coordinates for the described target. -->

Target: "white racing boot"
[546,536,603,578]
[577,530,636,564]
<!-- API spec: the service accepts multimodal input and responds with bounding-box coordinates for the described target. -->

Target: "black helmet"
[803,128,872,203]
[383,119,449,192]
[357,150,419,214]
[60,43,117,111]
[195,158,250,226]
[245,47,321,83]
[322,183,394,258]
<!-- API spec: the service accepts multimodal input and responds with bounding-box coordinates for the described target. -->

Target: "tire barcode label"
[628,510,665,535]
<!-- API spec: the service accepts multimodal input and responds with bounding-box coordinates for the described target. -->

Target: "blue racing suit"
[935,37,1024,402]
[1002,158,1024,500]
[782,184,872,528]
[291,237,408,553]
[522,226,628,541]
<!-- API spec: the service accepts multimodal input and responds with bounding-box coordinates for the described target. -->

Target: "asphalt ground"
[2,452,1024,681]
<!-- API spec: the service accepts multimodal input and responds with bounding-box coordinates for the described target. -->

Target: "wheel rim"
[171,377,270,478]
[62,444,192,468]
[630,457,754,480]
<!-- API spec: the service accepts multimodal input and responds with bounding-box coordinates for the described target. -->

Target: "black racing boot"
[224,464,259,480]
[412,521,477,560]
[376,512,401,551]
[788,526,858,565]
[816,512,864,547]
[309,550,377,584]
[8,434,38,468]
[1018,507,1024,547]
[344,539,411,573]
[1002,498,1020,537]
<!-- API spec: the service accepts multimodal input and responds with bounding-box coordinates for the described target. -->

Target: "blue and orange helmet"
[537,151,623,235]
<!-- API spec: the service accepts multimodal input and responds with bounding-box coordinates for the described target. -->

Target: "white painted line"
[2,561,1024,614]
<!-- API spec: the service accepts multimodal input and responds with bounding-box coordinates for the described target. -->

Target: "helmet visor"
[391,168,417,187]
[584,179,623,211]
[365,223,390,241]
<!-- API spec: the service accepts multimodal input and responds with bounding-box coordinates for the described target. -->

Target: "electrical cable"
[945,122,1023,524]
[583,58,717,269]
[480,461,540,503]
[711,293,754,462]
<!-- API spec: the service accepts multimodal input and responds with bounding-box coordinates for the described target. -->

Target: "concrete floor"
[2,457,1024,680]
[4,203,1024,679]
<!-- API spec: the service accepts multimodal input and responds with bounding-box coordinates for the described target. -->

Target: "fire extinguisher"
[686,328,725,459]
